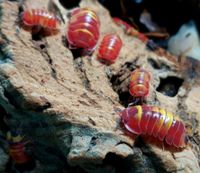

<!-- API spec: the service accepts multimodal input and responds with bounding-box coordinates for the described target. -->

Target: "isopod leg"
[128,97,141,107]
[121,107,142,135]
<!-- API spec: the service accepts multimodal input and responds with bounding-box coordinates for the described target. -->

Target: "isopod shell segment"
[97,34,122,64]
[66,8,100,52]
[21,9,60,30]
[129,68,150,98]
[120,105,187,148]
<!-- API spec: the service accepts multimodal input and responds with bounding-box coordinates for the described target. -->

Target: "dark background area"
[98,0,200,35]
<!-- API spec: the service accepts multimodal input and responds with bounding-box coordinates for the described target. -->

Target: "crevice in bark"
[110,61,137,107]
[3,88,21,109]
[117,91,132,107]
[0,32,13,62]
[90,136,98,146]
[31,35,57,80]
[103,152,131,173]
[134,138,169,173]
[70,48,85,60]
[148,58,170,70]
[141,148,169,173]
[34,102,52,112]
[103,150,159,173]
[0,105,10,133]
[32,33,43,42]
[1,83,52,112]
[73,58,91,90]
[62,36,92,90]
[115,141,133,149]
[156,76,184,97]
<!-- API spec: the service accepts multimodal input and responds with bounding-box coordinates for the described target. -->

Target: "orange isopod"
[129,68,150,98]
[66,8,100,53]
[21,9,60,31]
[6,131,35,172]
[97,33,122,64]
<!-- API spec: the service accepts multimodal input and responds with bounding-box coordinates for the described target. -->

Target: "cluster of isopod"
[19,6,187,156]
[21,7,123,65]
[119,67,188,148]
[111,17,188,148]
[10,6,123,170]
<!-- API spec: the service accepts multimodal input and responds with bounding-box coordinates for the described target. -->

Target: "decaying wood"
[0,0,199,172]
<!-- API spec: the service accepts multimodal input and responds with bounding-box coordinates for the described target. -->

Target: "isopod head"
[7,131,23,143]
[121,106,142,135]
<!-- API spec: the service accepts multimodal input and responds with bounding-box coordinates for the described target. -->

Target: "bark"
[0,0,199,173]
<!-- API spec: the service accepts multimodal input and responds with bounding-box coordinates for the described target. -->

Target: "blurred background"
[97,0,200,61]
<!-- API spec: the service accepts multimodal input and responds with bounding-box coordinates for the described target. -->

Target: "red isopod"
[7,132,30,164]
[129,68,150,98]
[120,105,187,148]
[66,8,100,53]
[97,34,122,64]
[21,9,60,31]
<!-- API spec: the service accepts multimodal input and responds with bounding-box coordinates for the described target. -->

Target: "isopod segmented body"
[129,68,150,98]
[66,8,100,52]
[97,34,122,64]
[6,131,35,171]
[120,105,187,148]
[21,9,60,31]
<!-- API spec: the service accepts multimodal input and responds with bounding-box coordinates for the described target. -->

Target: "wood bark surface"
[0,0,199,172]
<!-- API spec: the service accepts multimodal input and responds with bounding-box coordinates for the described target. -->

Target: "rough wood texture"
[0,0,199,172]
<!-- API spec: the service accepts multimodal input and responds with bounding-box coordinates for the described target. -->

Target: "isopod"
[6,131,35,171]
[97,33,122,64]
[66,8,100,53]
[129,68,150,98]
[120,105,187,148]
[21,9,60,31]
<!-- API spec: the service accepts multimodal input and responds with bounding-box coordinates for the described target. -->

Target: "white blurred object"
[168,20,200,61]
